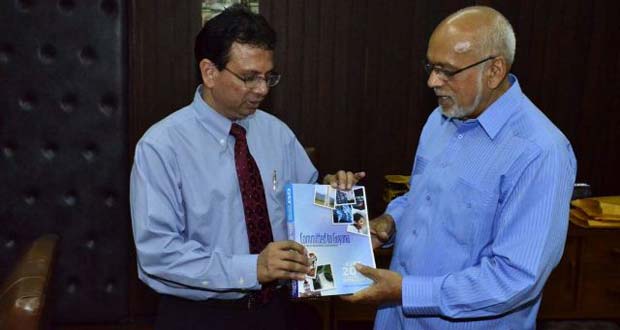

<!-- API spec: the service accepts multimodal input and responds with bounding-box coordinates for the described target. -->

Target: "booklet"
[285,183,376,297]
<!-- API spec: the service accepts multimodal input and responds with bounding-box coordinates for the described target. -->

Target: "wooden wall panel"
[127,0,203,319]
[261,0,620,213]
[128,0,202,154]
[121,0,620,323]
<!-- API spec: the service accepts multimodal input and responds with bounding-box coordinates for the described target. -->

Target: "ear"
[486,57,507,89]
[199,59,218,88]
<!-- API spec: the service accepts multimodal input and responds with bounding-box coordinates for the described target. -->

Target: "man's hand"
[341,264,402,305]
[370,214,395,249]
[323,170,366,190]
[257,241,310,284]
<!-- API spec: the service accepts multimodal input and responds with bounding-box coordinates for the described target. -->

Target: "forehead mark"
[453,41,472,53]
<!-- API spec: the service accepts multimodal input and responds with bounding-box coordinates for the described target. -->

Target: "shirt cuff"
[230,254,260,290]
[385,204,404,222]
[402,275,442,316]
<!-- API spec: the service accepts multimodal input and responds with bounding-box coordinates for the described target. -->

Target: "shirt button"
[457,134,463,139]
[425,195,431,201]
[412,229,417,236]
[219,139,225,145]
[239,278,245,285]
[202,281,209,286]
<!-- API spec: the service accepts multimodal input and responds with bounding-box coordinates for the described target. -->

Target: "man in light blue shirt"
[344,6,576,330]
[130,5,362,330]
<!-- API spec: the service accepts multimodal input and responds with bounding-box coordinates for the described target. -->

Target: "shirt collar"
[439,74,521,139]
[191,85,253,148]
[476,74,521,140]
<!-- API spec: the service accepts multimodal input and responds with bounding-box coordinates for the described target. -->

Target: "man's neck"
[467,75,511,119]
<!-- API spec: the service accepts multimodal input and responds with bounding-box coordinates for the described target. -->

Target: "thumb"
[354,172,366,180]
[377,231,390,241]
[355,263,378,281]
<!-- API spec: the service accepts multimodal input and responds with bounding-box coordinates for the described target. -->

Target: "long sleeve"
[375,74,576,330]
[130,140,259,298]
[402,143,576,317]
[129,91,318,300]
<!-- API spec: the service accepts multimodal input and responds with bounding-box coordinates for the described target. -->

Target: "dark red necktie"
[229,123,275,305]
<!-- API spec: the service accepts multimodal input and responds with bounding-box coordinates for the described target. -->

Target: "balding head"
[425,6,514,119]
[432,6,516,67]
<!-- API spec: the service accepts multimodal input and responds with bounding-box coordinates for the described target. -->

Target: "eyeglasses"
[423,56,497,81]
[223,67,281,89]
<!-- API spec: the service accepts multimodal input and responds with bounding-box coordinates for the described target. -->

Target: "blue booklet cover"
[285,183,376,297]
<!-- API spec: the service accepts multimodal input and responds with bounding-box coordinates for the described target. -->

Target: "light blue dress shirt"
[130,86,318,300]
[375,75,577,330]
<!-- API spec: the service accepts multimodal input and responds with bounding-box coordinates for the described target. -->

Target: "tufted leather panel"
[0,234,58,330]
[0,0,129,323]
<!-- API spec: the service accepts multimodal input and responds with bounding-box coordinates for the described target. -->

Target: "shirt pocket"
[413,155,429,176]
[442,177,495,247]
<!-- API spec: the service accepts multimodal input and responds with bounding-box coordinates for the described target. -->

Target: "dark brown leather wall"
[0,0,129,324]
[260,0,620,213]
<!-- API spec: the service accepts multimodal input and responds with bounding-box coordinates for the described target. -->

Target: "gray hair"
[448,6,517,66]
[481,13,516,66]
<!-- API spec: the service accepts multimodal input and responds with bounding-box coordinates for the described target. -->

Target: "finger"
[377,231,390,241]
[264,256,309,280]
[370,228,389,242]
[281,249,310,266]
[345,171,355,190]
[354,263,378,281]
[336,170,347,189]
[347,171,366,188]
[323,174,337,187]
[369,225,384,236]
[277,260,313,278]
[266,246,308,267]
[273,240,307,255]
[325,172,336,187]
[340,293,360,303]
[371,236,384,249]
[267,251,311,271]
[369,219,383,232]
[341,287,372,303]
[271,269,307,281]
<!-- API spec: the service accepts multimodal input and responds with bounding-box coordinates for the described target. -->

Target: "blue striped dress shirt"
[375,75,577,330]
[130,87,318,300]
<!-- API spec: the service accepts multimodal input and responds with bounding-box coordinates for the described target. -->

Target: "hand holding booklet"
[285,183,376,298]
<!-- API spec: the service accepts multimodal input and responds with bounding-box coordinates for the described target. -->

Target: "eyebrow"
[427,58,458,70]
[235,68,276,75]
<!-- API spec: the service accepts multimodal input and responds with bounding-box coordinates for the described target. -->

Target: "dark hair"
[194,4,276,70]
[353,213,365,222]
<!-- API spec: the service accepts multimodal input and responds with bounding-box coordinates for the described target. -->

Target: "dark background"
[258,0,620,214]
[131,0,620,321]
[133,0,620,216]
[1,0,619,328]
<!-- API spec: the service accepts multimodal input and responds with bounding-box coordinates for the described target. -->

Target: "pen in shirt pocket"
[272,170,277,191]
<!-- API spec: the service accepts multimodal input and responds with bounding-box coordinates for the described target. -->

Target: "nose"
[252,79,269,96]
[427,70,444,89]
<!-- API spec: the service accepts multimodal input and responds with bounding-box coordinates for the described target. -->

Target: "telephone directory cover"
[285,183,376,297]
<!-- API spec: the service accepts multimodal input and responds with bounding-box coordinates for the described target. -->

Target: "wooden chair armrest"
[0,234,59,330]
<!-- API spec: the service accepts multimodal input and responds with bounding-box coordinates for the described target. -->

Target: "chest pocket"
[441,177,495,247]
[413,156,429,176]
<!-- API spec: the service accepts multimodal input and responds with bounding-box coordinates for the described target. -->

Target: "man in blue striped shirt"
[344,6,577,330]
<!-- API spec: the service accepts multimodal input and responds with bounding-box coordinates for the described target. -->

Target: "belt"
[162,287,289,311]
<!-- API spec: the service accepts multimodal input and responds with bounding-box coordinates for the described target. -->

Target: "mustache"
[433,89,452,97]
